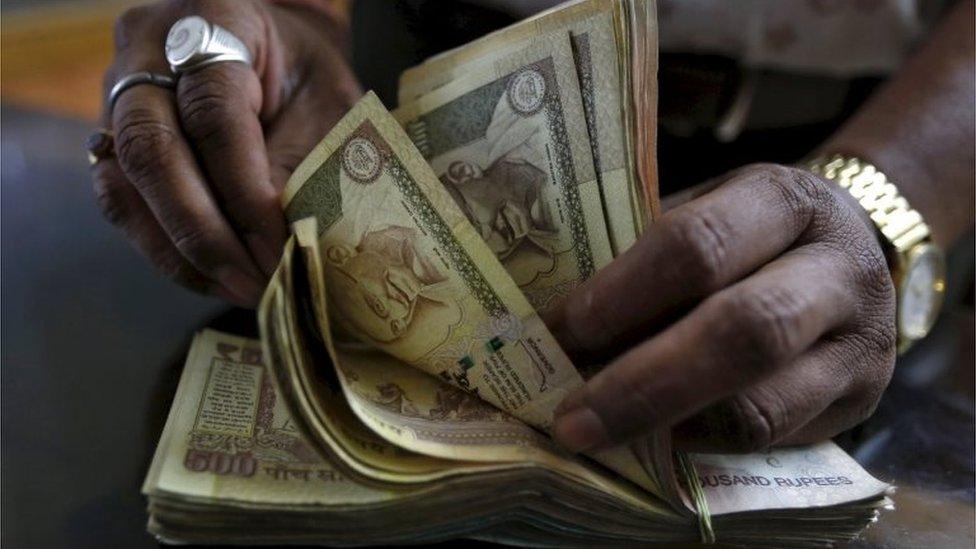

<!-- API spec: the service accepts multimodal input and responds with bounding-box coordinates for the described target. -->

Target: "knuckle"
[713,286,806,374]
[765,164,829,232]
[851,238,896,308]
[845,329,896,393]
[846,290,897,359]
[146,238,211,293]
[852,389,884,425]
[662,208,733,291]
[820,335,862,392]
[169,222,219,270]
[625,372,672,430]
[149,241,189,280]
[724,394,778,452]
[114,109,180,185]
[271,146,313,183]
[178,77,236,143]
[177,67,248,145]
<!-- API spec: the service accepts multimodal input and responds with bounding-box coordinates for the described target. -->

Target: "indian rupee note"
[399,10,639,256]
[394,31,614,312]
[142,329,392,507]
[281,92,651,489]
[692,442,891,516]
[292,217,666,498]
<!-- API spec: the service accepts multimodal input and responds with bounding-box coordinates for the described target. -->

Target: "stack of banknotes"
[143,0,893,545]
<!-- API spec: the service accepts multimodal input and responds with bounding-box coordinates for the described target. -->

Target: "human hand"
[546,164,897,453]
[92,0,361,307]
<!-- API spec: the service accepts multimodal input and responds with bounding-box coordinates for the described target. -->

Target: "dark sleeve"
[351,0,518,106]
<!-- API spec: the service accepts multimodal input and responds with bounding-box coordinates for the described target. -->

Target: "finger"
[545,165,835,359]
[552,244,859,453]
[177,59,285,277]
[97,43,226,299]
[659,178,724,212]
[104,3,266,305]
[90,156,251,307]
[670,339,857,453]
[265,69,361,191]
[674,330,894,452]
[776,339,894,446]
[113,84,265,306]
[777,393,882,446]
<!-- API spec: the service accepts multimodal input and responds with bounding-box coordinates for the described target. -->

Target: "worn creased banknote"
[279,92,654,489]
[395,31,613,312]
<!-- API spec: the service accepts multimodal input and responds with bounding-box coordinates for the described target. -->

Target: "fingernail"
[553,406,608,453]
[246,233,282,277]
[216,267,264,308]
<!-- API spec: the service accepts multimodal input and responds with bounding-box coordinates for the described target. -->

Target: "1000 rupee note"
[280,92,654,490]
[692,443,891,516]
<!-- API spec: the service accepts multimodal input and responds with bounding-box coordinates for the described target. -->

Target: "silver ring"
[165,16,253,75]
[109,71,176,110]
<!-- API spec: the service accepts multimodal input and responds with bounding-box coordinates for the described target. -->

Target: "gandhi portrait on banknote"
[324,225,460,357]
[437,77,561,287]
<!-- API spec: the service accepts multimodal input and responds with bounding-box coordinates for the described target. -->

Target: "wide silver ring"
[109,71,176,110]
[165,16,253,75]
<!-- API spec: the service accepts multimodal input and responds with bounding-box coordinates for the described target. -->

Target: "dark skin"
[93,0,360,307]
[94,0,974,453]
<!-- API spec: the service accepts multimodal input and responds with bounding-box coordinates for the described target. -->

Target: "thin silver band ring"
[109,71,176,111]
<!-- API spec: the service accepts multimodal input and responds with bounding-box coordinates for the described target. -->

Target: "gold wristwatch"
[807,154,946,354]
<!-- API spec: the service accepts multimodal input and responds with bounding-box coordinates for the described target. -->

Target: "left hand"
[546,164,897,453]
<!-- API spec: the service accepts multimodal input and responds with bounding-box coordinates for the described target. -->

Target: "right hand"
[93,0,362,307]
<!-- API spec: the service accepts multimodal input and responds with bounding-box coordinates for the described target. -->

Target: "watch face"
[898,244,946,341]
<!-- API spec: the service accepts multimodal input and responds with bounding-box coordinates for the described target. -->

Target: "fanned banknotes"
[144,1,892,545]
[144,327,891,546]
[399,0,660,254]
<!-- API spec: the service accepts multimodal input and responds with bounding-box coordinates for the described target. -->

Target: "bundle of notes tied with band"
[143,0,892,545]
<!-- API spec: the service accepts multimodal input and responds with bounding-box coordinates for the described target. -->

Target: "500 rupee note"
[281,92,655,491]
[395,31,613,312]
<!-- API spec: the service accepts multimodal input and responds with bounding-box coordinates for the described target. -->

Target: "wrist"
[804,153,947,353]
